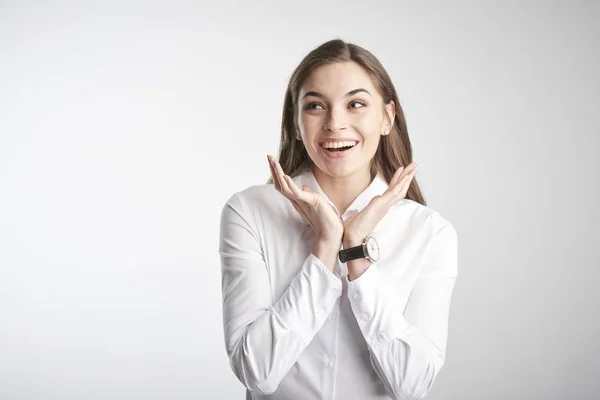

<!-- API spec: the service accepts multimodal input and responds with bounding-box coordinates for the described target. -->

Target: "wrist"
[317,234,342,248]
[314,239,341,272]
[343,233,363,249]
[318,229,343,244]
[347,259,372,281]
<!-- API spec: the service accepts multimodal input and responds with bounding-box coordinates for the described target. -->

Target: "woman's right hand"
[268,155,344,245]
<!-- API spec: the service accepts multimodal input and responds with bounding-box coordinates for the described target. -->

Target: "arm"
[219,193,342,395]
[346,218,458,400]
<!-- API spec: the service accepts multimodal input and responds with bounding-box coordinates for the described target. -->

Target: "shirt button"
[351,291,361,300]
[325,357,336,368]
[361,312,370,321]
[328,313,336,322]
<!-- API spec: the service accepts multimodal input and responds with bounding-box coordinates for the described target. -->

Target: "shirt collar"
[292,167,389,223]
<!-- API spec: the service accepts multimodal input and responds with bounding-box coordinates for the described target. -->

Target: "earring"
[383,129,390,136]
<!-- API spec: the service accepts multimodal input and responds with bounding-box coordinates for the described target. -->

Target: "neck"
[312,165,373,215]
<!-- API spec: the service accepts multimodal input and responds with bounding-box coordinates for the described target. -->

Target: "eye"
[305,101,366,111]
[305,103,324,111]
[350,101,366,109]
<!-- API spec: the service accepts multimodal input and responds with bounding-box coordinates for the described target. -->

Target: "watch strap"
[338,244,365,263]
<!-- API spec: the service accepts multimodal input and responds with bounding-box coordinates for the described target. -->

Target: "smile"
[319,140,359,158]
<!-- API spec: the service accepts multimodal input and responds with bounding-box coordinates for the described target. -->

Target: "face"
[296,61,395,178]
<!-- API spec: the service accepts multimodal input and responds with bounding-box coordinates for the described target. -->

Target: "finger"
[392,165,404,184]
[267,155,277,189]
[370,164,418,210]
[385,162,415,194]
[392,163,417,190]
[397,162,417,181]
[270,156,286,193]
[390,166,404,187]
[405,162,418,175]
[382,165,408,199]
[285,175,312,204]
[273,159,293,196]
[381,169,414,205]
[393,169,416,199]
[382,167,402,197]
[286,181,317,229]
[268,156,282,191]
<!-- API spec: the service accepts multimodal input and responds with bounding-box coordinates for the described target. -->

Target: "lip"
[320,140,358,159]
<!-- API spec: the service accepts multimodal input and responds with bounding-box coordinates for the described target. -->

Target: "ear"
[384,100,396,129]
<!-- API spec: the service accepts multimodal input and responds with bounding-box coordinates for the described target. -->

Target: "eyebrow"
[301,88,372,100]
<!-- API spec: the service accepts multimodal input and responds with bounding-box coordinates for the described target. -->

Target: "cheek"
[300,115,320,130]
[299,118,322,142]
[355,125,382,144]
[352,113,381,135]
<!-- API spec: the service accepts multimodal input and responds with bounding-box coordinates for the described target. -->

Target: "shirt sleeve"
[345,217,458,400]
[219,192,343,395]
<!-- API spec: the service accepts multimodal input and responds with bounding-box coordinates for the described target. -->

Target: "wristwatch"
[338,235,380,263]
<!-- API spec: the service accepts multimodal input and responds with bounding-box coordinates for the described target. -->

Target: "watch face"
[365,236,379,261]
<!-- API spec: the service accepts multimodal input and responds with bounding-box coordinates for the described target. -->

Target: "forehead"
[299,61,377,98]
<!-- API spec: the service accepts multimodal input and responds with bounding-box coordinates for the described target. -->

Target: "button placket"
[324,355,336,368]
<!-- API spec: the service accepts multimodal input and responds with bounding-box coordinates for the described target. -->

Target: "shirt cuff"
[345,262,411,343]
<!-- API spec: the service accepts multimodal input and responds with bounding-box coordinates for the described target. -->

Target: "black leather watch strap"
[338,244,365,263]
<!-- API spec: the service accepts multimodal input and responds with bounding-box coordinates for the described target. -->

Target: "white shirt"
[219,167,458,400]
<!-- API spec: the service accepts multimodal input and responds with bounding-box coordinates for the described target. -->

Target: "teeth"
[322,141,357,149]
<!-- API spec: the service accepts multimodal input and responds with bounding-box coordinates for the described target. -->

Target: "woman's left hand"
[342,162,418,248]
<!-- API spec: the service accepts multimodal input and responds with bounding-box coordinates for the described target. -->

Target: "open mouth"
[319,140,359,159]
[321,141,358,153]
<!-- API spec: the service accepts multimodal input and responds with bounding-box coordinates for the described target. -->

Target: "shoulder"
[391,199,454,228]
[221,182,287,222]
[391,199,457,241]
[391,200,458,275]
[223,182,275,207]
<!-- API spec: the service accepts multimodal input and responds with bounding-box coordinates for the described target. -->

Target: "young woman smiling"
[219,39,458,400]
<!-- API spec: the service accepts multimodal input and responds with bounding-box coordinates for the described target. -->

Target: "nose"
[324,107,347,132]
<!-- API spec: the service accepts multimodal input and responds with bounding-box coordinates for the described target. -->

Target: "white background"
[1,1,599,399]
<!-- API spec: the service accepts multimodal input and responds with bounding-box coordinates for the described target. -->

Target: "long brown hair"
[266,39,426,206]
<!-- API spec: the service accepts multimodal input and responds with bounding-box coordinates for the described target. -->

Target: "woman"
[219,39,458,400]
